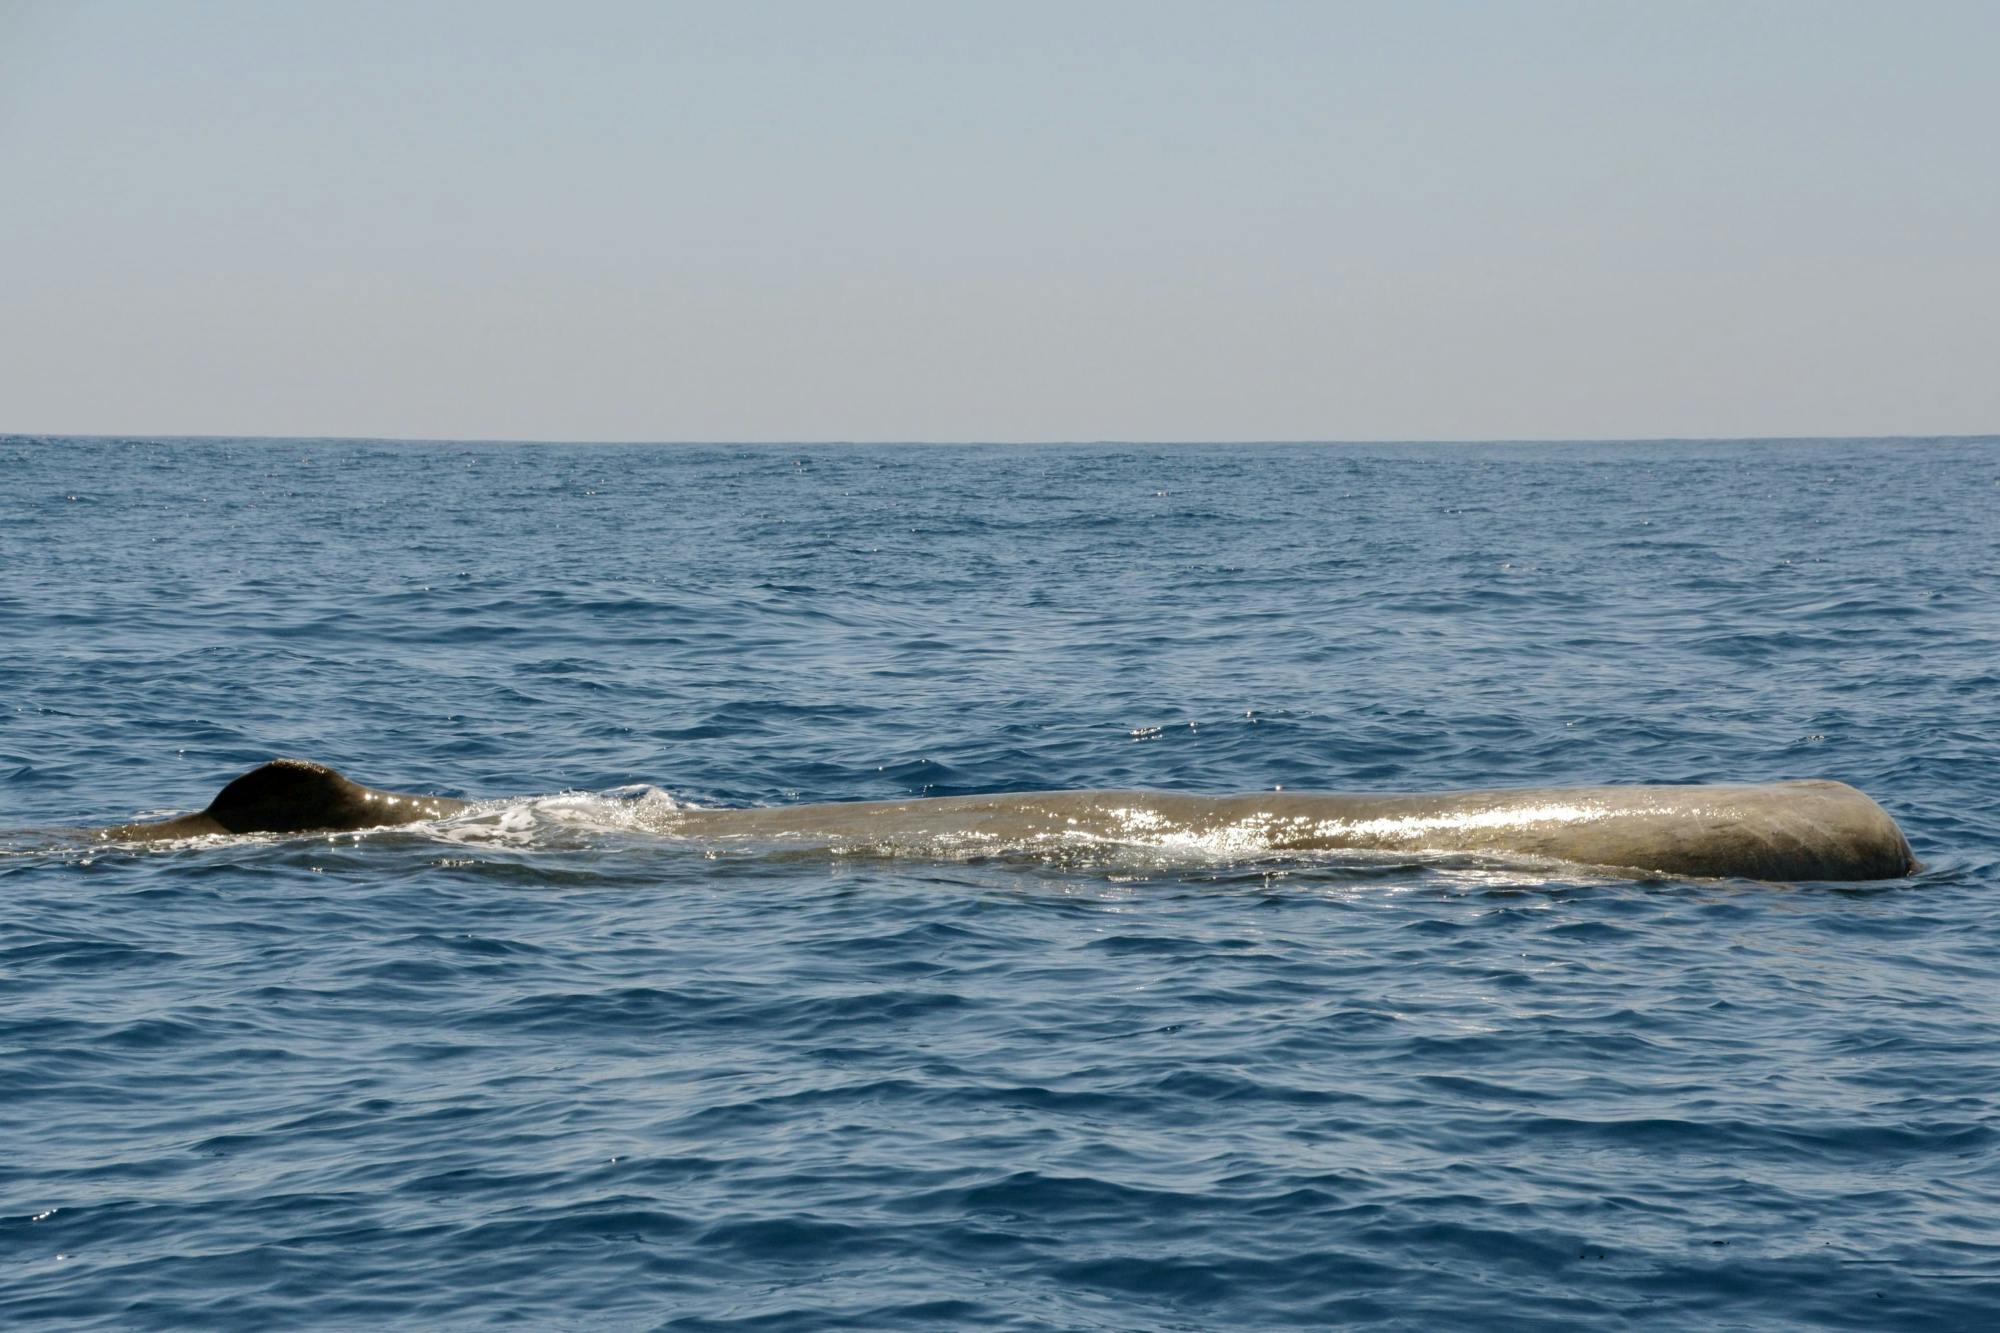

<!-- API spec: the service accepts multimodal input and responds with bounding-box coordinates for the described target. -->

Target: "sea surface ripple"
[3,437,1999,1329]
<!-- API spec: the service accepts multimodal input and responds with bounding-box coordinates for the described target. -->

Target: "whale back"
[101,762,1916,880]
[202,759,383,833]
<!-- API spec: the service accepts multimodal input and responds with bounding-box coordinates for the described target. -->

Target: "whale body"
[101,759,1917,882]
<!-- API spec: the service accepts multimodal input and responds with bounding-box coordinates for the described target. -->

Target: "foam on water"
[428,787,687,848]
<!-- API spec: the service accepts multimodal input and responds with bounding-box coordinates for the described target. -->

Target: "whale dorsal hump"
[202,758,373,834]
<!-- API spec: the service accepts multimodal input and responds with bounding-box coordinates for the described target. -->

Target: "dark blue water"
[4,436,1998,1329]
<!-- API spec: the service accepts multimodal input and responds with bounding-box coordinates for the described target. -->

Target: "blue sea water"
[3,435,1999,1330]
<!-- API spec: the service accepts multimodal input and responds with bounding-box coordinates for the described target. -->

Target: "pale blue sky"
[3,0,1994,441]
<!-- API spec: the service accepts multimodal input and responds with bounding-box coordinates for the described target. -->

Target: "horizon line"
[6,430,1997,449]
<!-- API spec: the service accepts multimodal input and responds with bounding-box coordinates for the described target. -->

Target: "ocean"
[3,435,1998,1329]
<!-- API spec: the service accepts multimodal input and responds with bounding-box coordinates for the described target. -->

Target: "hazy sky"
[3,0,1995,442]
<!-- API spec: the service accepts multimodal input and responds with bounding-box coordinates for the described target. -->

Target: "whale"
[100,759,1917,881]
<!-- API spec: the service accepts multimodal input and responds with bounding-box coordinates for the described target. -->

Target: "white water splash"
[429,786,686,848]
